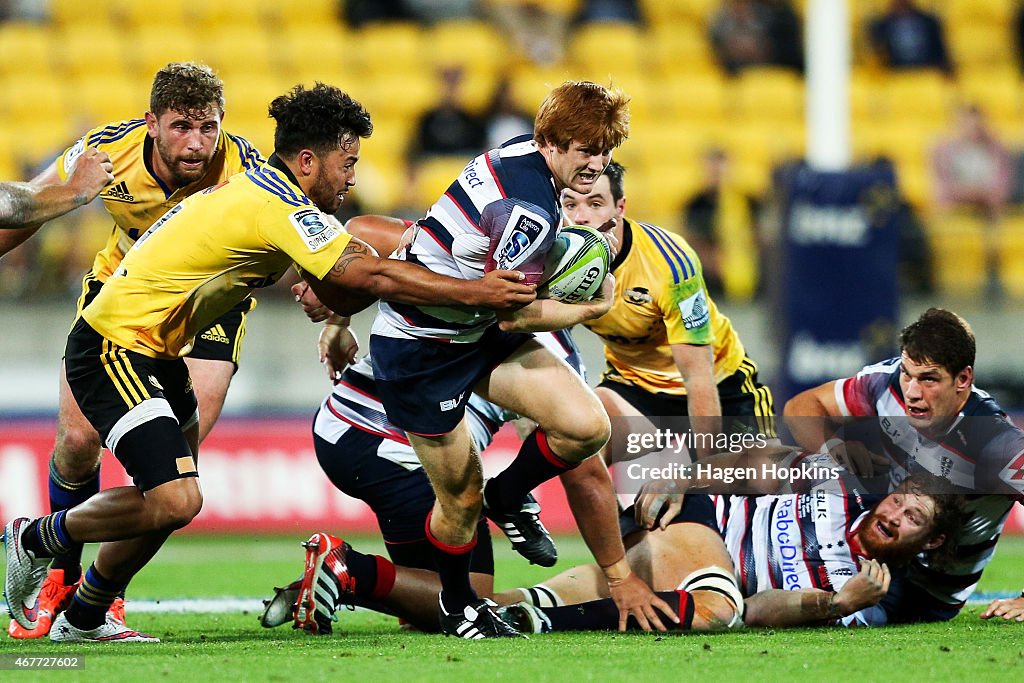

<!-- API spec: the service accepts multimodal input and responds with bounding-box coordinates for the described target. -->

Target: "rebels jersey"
[373,135,560,343]
[56,119,263,281]
[718,459,884,626]
[313,329,586,468]
[584,218,746,395]
[835,358,1024,610]
[83,156,350,359]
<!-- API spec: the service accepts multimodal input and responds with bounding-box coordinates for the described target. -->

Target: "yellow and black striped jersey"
[583,217,746,395]
[56,119,263,281]
[82,158,351,359]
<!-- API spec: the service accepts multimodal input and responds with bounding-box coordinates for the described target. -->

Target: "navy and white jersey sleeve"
[374,137,561,343]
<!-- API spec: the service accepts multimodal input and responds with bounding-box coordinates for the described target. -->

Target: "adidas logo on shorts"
[103,181,134,202]
[200,324,230,344]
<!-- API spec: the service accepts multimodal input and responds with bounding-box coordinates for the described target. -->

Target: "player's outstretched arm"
[497,273,615,332]
[783,381,844,450]
[0,151,113,231]
[311,237,536,316]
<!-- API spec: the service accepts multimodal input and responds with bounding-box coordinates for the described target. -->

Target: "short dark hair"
[150,62,225,117]
[900,469,966,568]
[602,160,626,202]
[899,308,975,378]
[268,83,373,158]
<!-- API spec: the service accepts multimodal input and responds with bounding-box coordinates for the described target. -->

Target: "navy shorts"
[618,493,721,539]
[312,429,494,575]
[370,326,531,435]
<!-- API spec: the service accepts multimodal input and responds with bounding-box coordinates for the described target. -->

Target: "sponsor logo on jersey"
[200,324,231,344]
[148,375,164,391]
[289,208,341,252]
[494,209,547,270]
[624,286,652,305]
[103,181,135,203]
[678,290,710,329]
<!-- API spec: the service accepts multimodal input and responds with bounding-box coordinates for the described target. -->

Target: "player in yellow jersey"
[3,63,267,640]
[2,83,534,643]
[561,161,775,469]
[0,148,113,236]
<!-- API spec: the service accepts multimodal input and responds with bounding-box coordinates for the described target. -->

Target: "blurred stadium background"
[1,0,1024,535]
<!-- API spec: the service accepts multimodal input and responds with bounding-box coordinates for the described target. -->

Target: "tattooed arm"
[304,237,537,317]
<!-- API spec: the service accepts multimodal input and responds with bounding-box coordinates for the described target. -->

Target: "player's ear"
[955,366,973,392]
[922,534,945,551]
[144,111,159,137]
[297,149,316,176]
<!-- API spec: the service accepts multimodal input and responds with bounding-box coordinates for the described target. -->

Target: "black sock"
[485,429,575,513]
[425,513,477,614]
[544,591,694,631]
[48,459,99,578]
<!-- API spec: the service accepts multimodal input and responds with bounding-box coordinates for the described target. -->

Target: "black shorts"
[370,326,531,435]
[64,317,198,491]
[76,272,254,368]
[618,493,721,539]
[599,356,777,437]
[312,427,494,575]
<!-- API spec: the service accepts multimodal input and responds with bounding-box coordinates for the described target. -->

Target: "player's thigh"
[182,356,233,441]
[54,358,104,474]
[627,522,734,591]
[478,340,607,441]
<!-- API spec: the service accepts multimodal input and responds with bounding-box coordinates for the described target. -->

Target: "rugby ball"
[538,225,611,303]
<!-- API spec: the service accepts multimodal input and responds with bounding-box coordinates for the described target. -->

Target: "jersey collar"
[610,216,634,272]
[267,153,303,190]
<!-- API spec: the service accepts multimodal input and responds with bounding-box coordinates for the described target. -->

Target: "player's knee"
[150,484,203,531]
[680,566,744,630]
[550,411,610,462]
[53,426,103,481]
[442,487,483,524]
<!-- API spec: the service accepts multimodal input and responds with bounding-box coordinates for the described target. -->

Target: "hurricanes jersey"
[56,119,264,281]
[83,158,350,359]
[583,217,745,395]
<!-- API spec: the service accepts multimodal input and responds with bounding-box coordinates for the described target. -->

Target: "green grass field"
[2,533,1023,682]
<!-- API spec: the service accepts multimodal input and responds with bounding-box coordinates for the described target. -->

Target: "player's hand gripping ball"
[538,225,611,303]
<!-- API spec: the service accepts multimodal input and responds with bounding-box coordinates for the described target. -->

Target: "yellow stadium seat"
[945,0,1016,26]
[655,71,728,122]
[849,69,885,122]
[190,0,276,31]
[109,0,187,29]
[71,74,145,123]
[956,69,1022,122]
[732,67,804,124]
[361,112,415,166]
[217,74,292,130]
[355,72,435,121]
[946,22,1013,70]
[425,20,508,80]
[895,158,932,210]
[927,211,989,297]
[196,28,280,83]
[53,26,130,80]
[626,161,705,226]
[995,214,1024,299]
[14,119,78,170]
[2,75,68,126]
[645,23,718,76]
[0,22,58,79]
[411,156,467,209]
[509,64,577,112]
[128,27,203,80]
[356,22,425,77]
[50,0,116,28]
[275,0,340,31]
[276,25,353,84]
[0,130,20,180]
[640,0,719,25]
[568,22,645,75]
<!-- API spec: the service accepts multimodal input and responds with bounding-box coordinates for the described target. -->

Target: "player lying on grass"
[492,453,964,632]
[2,84,537,644]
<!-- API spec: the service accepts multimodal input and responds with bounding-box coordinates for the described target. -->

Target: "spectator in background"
[483,0,577,65]
[572,0,642,25]
[931,104,1014,296]
[709,0,802,76]
[408,66,485,162]
[481,77,533,150]
[868,0,953,75]
[681,148,761,302]
[931,104,1014,222]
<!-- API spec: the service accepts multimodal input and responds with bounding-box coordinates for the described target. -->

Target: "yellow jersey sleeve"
[256,204,350,281]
